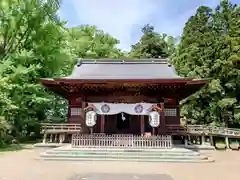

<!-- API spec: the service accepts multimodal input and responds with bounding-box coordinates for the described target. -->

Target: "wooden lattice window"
[70,108,81,116]
[164,108,177,117]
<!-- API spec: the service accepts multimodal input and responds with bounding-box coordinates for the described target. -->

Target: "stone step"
[41,153,208,160]
[52,146,200,153]
[44,150,200,157]
[37,156,214,163]
[39,146,214,163]
[56,146,193,151]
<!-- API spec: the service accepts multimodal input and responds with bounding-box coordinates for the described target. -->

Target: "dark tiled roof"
[62,59,183,80]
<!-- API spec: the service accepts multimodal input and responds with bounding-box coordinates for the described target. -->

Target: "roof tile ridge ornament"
[160,57,172,67]
[76,58,82,67]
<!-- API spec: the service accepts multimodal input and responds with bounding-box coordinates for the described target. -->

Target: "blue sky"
[59,0,240,51]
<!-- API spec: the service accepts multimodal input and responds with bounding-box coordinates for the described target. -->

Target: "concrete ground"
[0,148,239,180]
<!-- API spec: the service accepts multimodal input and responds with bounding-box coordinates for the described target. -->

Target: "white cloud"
[154,0,220,37]
[155,9,196,37]
[60,0,222,50]
[70,0,162,51]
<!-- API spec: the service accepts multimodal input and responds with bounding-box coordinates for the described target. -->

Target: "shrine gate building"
[40,59,208,139]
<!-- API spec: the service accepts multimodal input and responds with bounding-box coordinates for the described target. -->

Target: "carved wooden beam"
[86,95,159,103]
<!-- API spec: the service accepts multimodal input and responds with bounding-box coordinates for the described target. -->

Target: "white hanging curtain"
[88,103,156,115]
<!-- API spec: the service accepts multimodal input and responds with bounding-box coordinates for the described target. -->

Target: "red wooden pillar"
[140,115,145,135]
[176,100,181,125]
[81,100,86,130]
[160,102,166,134]
[152,127,155,136]
[100,115,105,133]
[67,100,71,123]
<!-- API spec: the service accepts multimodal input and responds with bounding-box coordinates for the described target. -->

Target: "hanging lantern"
[85,110,97,127]
[149,111,160,127]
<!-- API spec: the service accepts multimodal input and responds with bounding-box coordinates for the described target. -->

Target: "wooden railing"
[40,123,240,137]
[166,125,240,137]
[41,123,81,133]
[72,134,172,149]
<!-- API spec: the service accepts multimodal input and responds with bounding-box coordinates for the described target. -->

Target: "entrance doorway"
[104,113,141,135]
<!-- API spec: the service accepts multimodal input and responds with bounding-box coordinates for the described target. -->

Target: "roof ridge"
[76,58,169,66]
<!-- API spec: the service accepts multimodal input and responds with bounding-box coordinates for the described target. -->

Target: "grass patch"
[0,144,23,152]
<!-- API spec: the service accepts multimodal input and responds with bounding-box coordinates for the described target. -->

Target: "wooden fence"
[41,123,81,133]
[166,125,240,137]
[71,134,172,149]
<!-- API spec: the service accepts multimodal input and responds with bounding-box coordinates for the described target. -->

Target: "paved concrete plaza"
[68,173,174,180]
[0,148,239,180]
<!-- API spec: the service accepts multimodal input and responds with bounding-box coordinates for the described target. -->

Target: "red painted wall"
[68,95,83,124]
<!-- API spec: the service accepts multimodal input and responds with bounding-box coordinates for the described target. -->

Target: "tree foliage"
[67,25,123,58]
[172,0,240,126]
[0,0,71,146]
[130,24,176,58]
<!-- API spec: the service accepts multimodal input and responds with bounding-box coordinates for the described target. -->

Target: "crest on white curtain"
[134,104,144,113]
[85,111,97,127]
[149,111,160,127]
[101,104,110,113]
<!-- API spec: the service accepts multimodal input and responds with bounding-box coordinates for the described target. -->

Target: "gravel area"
[0,148,239,180]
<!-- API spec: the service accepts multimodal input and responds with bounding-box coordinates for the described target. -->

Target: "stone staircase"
[39,145,214,163]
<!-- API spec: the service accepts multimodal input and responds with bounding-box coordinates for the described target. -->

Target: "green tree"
[130,24,174,58]
[172,0,240,126]
[67,25,123,58]
[0,0,72,144]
